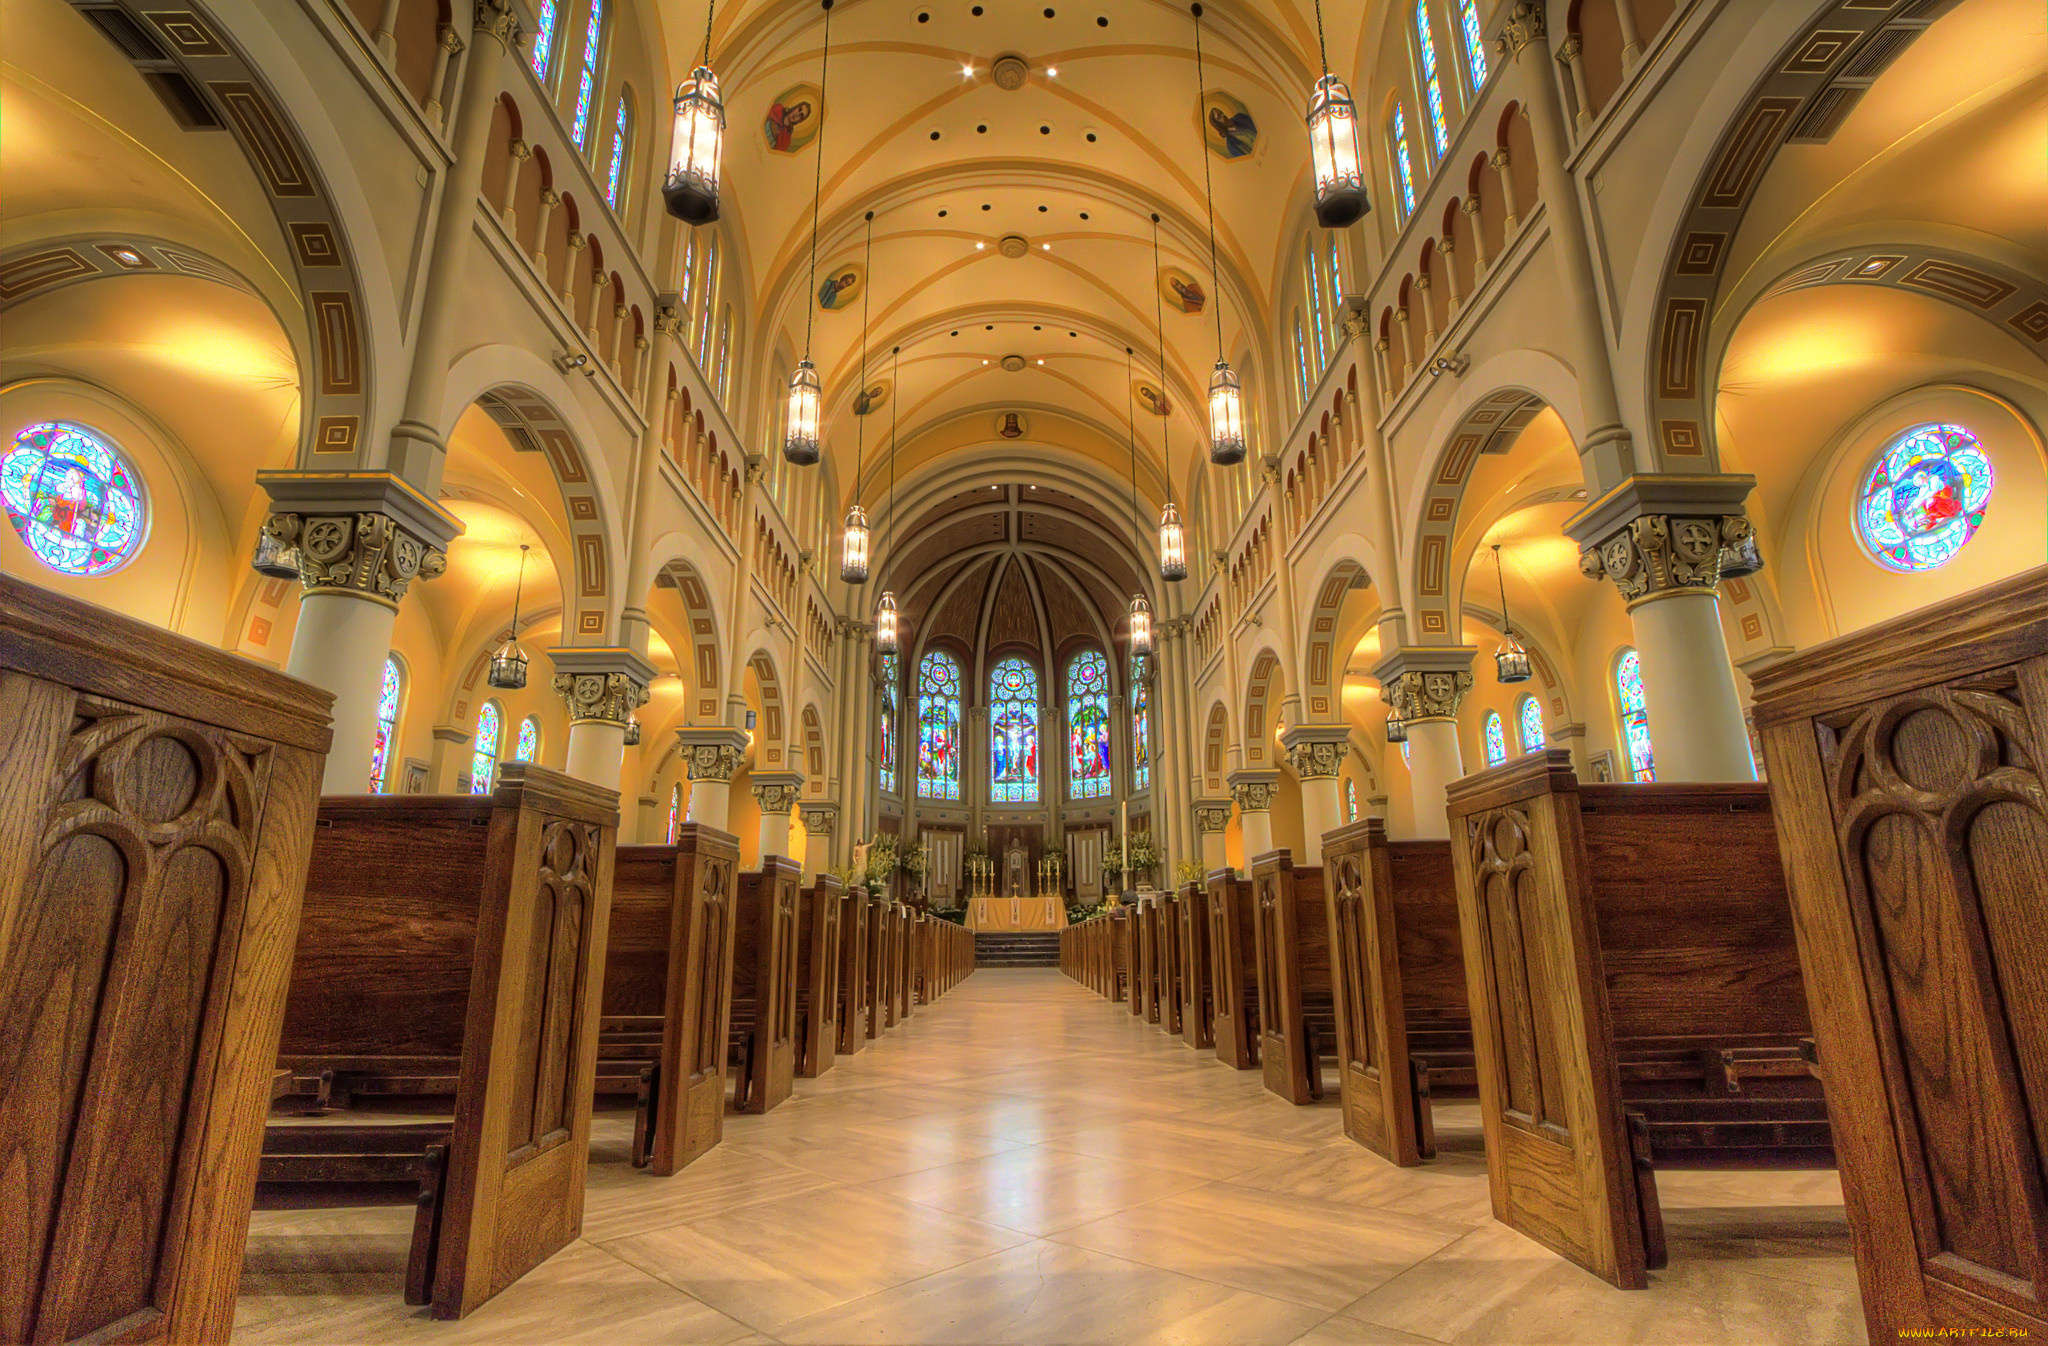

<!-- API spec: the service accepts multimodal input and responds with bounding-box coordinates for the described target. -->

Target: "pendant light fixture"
[488,544,531,689]
[1305,0,1368,228]
[1491,543,1533,684]
[783,0,834,466]
[1190,4,1247,467]
[874,343,901,654]
[1147,213,1189,582]
[663,1,726,223]
[840,209,876,583]
[623,714,643,746]
[1124,345,1155,657]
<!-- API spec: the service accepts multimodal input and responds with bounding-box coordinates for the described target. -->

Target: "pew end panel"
[798,874,844,1077]
[1177,883,1215,1050]
[1206,870,1260,1070]
[1251,851,1331,1105]
[837,886,870,1056]
[1322,820,1424,1166]
[1752,566,2048,1340]
[732,857,802,1114]
[0,576,333,1346]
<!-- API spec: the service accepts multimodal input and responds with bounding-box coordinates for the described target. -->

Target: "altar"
[963,836,1069,931]
[966,894,1067,932]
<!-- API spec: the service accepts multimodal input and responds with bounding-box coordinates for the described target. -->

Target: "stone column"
[1228,771,1280,861]
[1570,475,1760,782]
[800,803,838,883]
[258,471,458,793]
[424,26,464,131]
[548,647,653,791]
[636,794,659,844]
[430,723,471,792]
[1616,0,1645,69]
[1193,799,1232,874]
[722,458,766,730]
[678,726,749,832]
[752,772,804,863]
[1548,720,1591,779]
[1461,197,1490,278]
[502,138,530,230]
[1558,35,1593,133]
[1490,148,1519,231]
[1282,725,1350,864]
[1374,647,1476,840]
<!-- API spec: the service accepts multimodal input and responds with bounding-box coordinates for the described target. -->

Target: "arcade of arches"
[2,0,2044,1342]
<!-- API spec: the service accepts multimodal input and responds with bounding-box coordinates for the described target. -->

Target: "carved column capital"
[1489,146,1512,171]
[1461,195,1482,216]
[256,471,461,607]
[678,726,751,782]
[1193,798,1233,834]
[654,302,684,338]
[1494,1,1546,61]
[1281,725,1350,780]
[473,0,525,50]
[1372,646,1478,725]
[1565,474,1760,607]
[1228,770,1280,815]
[547,647,656,726]
[1556,33,1584,63]
[801,801,839,835]
[751,772,804,815]
[538,186,561,208]
[508,137,531,162]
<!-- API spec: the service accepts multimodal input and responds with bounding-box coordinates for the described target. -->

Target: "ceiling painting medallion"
[763,83,823,153]
[818,261,863,311]
[1197,89,1259,160]
[1135,381,1172,418]
[1160,267,1207,314]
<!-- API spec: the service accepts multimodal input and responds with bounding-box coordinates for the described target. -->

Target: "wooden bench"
[1751,566,2048,1341]
[920,916,969,1001]
[796,873,844,1077]
[1250,851,1333,1105]
[731,857,801,1113]
[1136,897,1161,1022]
[1176,881,1215,1049]
[1444,750,1829,1289]
[1155,890,1184,1037]
[595,825,741,1173]
[261,765,618,1317]
[1206,869,1260,1070]
[0,576,331,1345]
[1319,820,1472,1164]
[837,884,871,1055]
[864,891,889,1038]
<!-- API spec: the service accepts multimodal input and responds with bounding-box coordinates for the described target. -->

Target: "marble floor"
[235,968,1866,1346]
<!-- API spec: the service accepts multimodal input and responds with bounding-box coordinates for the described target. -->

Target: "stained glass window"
[667,783,681,843]
[571,0,604,150]
[697,241,719,362]
[515,715,540,764]
[1067,649,1112,800]
[916,650,961,800]
[988,657,1040,804]
[677,234,696,316]
[1458,0,1488,89]
[1401,739,1411,767]
[1415,1,1450,158]
[606,96,630,209]
[1482,711,1507,766]
[1392,106,1417,217]
[531,0,558,81]
[3,422,144,576]
[1293,317,1310,404]
[1344,778,1359,823]
[1517,694,1545,754]
[1305,252,1328,372]
[1615,649,1654,781]
[471,701,503,794]
[1132,665,1151,793]
[1328,238,1345,328]
[878,651,899,794]
[370,655,403,793]
[716,308,733,401]
[1855,423,1995,573]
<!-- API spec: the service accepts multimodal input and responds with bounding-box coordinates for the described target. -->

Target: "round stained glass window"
[1856,424,1993,573]
[3,422,145,576]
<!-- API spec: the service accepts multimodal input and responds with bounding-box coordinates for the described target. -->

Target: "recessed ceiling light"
[938,208,948,216]
[1041,243,1051,250]
[976,241,985,249]
[1037,358,1045,365]
[962,63,975,78]
[1047,66,1058,76]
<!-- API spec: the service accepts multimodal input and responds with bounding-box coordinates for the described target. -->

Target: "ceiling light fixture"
[488,544,532,689]
[1124,343,1154,658]
[1492,544,1532,684]
[1148,212,1188,582]
[1190,4,1246,467]
[664,0,727,223]
[841,210,876,584]
[1305,0,1367,228]
[876,344,902,654]
[784,0,835,466]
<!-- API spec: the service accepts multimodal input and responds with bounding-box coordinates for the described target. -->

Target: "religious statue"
[1005,837,1027,898]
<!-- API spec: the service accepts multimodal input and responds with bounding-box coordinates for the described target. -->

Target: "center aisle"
[237,968,1861,1345]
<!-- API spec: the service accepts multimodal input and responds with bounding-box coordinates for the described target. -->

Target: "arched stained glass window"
[1855,423,1995,572]
[697,241,719,362]
[989,657,1040,804]
[1401,739,1412,767]
[570,0,604,150]
[1293,317,1310,404]
[677,234,696,318]
[1457,0,1488,89]
[1344,778,1359,823]
[1483,711,1508,767]
[716,307,733,401]
[471,701,504,794]
[1391,106,1417,217]
[1615,649,1654,781]
[667,782,681,843]
[606,95,631,209]
[370,655,403,793]
[1328,238,1346,329]
[1131,663,1151,793]
[1517,693,1545,754]
[531,0,559,81]
[3,422,144,576]
[878,651,899,794]
[1067,649,1112,800]
[1305,251,1328,373]
[515,715,541,764]
[916,650,962,800]
[1415,1,1450,159]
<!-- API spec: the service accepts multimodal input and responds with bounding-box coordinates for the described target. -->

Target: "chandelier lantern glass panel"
[1207,360,1247,466]
[1157,500,1188,581]
[874,589,898,653]
[1307,74,1368,228]
[1128,591,1154,656]
[783,358,822,465]
[840,502,870,583]
[664,66,725,223]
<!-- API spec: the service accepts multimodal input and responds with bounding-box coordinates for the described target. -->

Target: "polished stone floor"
[235,968,1866,1345]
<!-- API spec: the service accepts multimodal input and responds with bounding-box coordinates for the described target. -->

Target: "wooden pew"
[262,765,618,1318]
[1206,868,1260,1069]
[1250,850,1332,1105]
[796,873,843,1077]
[836,884,870,1055]
[1156,890,1184,1036]
[1137,897,1161,1022]
[865,891,888,1037]
[595,825,741,1174]
[1318,820,1470,1165]
[1750,567,2048,1342]
[1177,881,1215,1049]
[894,908,914,1023]
[1443,750,1828,1290]
[731,856,800,1113]
[0,576,332,1346]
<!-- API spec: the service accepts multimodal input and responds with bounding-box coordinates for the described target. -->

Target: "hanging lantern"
[1157,501,1188,582]
[1494,631,1533,685]
[250,521,301,580]
[875,590,899,653]
[1128,592,1154,656]
[1207,359,1247,466]
[623,715,644,746]
[841,502,871,583]
[1306,73,1368,228]
[1720,527,1765,579]
[488,544,532,690]
[1384,712,1408,744]
[664,66,726,224]
[783,358,822,464]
